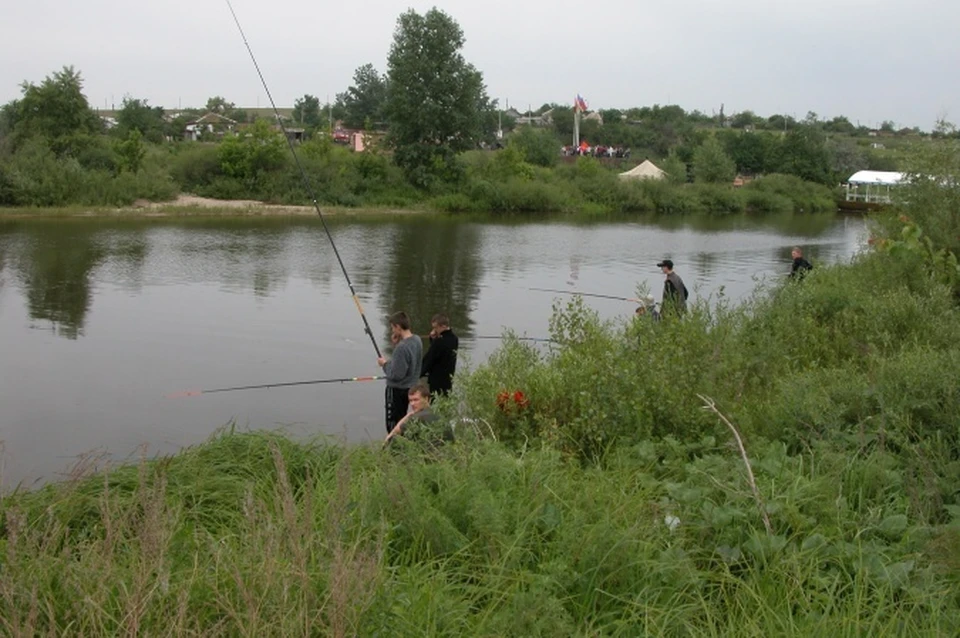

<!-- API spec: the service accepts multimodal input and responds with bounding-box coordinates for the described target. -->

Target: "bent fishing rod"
[528,287,644,303]
[225,0,381,359]
[167,375,385,398]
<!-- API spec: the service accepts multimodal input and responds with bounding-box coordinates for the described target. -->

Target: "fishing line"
[224,0,382,358]
[167,375,385,398]
[528,287,642,303]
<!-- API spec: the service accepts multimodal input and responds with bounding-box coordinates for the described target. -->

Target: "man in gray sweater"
[377,311,423,434]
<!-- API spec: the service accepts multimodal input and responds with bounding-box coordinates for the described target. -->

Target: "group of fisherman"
[376,248,813,445]
[377,312,459,446]
[637,248,813,318]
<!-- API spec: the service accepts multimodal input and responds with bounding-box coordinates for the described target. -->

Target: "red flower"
[496,389,529,413]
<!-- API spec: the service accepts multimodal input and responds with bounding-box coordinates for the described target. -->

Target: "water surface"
[0,213,867,484]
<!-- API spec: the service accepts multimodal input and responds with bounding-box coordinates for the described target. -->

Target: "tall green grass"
[2,428,957,636]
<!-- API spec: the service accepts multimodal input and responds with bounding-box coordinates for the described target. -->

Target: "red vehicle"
[332,129,350,144]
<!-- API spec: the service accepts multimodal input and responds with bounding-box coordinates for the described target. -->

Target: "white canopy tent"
[845,170,905,204]
[619,159,666,181]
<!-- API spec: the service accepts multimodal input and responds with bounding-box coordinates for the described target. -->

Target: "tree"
[218,119,286,182]
[9,66,101,156]
[693,136,736,183]
[292,94,322,129]
[825,136,867,181]
[508,126,559,167]
[385,8,489,187]
[115,129,146,173]
[773,127,831,183]
[205,96,235,114]
[338,64,388,130]
[661,152,689,184]
[116,96,166,142]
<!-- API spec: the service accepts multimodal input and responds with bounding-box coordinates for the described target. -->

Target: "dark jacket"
[663,272,689,314]
[422,329,458,395]
[791,257,813,279]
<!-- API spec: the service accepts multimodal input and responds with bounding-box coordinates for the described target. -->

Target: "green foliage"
[115,97,167,143]
[742,173,837,213]
[385,8,489,187]
[507,126,559,167]
[660,152,689,184]
[217,120,286,182]
[291,94,322,129]
[114,129,146,174]
[9,65,101,157]
[336,64,388,130]
[693,135,736,183]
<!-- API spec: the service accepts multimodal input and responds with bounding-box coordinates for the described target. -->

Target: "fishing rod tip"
[165,390,201,399]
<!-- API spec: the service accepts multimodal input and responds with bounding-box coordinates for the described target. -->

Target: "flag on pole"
[575,94,588,112]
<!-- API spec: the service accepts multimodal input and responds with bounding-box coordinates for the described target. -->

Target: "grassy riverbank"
[2,136,839,217]
[2,425,957,636]
[3,212,960,634]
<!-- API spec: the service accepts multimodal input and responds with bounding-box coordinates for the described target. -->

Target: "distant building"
[183,112,237,141]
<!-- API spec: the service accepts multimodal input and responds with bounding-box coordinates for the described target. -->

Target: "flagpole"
[574,97,580,148]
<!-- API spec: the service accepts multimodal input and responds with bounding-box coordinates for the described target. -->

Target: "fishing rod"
[473,335,555,343]
[167,375,385,398]
[417,334,554,343]
[528,287,643,303]
[224,0,382,359]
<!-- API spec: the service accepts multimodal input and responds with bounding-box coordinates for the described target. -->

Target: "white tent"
[619,159,666,181]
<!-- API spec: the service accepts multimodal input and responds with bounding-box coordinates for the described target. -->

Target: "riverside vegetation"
[3,57,929,217]
[1,139,959,635]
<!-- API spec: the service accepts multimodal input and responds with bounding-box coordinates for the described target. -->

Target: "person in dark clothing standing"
[790,247,813,280]
[377,311,423,434]
[657,259,689,316]
[421,313,458,396]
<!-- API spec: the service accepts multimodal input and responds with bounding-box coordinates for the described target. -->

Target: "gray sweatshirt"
[383,335,423,389]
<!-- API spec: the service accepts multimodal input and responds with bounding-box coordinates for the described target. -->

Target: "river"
[0,213,867,485]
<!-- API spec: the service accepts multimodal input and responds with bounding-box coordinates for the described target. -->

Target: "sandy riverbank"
[0,194,426,218]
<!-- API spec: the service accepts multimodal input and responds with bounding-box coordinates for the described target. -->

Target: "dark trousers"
[385,386,410,434]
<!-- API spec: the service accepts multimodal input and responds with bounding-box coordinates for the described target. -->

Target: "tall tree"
[385,8,489,187]
[292,94,322,128]
[205,96,235,114]
[693,136,736,183]
[9,66,101,156]
[116,96,166,142]
[337,64,388,130]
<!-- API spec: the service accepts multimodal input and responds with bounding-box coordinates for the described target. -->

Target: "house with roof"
[183,112,238,141]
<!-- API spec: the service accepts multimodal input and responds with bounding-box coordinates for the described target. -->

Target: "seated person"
[384,382,454,448]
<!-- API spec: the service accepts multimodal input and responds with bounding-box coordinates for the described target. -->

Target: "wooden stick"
[698,394,773,535]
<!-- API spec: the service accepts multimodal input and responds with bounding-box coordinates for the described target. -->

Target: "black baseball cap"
[657,259,674,269]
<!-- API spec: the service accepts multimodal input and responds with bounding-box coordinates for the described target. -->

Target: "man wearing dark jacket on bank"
[790,246,813,280]
[657,259,689,316]
[421,313,458,396]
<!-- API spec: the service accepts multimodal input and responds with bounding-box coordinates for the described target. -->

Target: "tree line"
[1,7,954,209]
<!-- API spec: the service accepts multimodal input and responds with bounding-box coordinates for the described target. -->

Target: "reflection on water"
[0,213,867,485]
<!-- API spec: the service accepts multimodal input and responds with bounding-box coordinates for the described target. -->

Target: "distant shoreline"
[0,194,427,219]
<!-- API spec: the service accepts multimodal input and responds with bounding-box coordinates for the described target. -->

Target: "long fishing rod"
[528,287,643,303]
[417,334,554,343]
[473,335,555,343]
[167,375,385,398]
[224,0,381,359]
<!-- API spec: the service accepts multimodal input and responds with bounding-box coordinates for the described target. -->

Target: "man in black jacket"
[422,313,458,396]
[657,259,689,316]
[790,247,813,280]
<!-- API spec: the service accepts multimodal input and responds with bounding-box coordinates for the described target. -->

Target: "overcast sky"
[2,0,957,130]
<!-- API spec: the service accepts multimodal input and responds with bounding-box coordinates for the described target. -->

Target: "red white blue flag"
[575,94,588,112]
